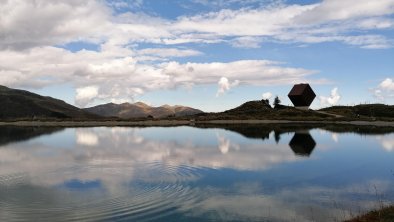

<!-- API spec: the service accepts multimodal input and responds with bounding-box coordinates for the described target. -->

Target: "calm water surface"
[0,125,393,221]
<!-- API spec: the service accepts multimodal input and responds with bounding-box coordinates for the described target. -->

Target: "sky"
[0,0,393,112]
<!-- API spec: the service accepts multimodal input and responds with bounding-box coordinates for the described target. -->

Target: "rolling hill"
[320,104,394,119]
[0,85,98,120]
[84,102,203,118]
[193,100,331,120]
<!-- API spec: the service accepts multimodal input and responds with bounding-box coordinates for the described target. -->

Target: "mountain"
[0,85,98,120]
[84,102,203,118]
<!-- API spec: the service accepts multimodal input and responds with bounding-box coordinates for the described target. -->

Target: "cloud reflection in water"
[0,126,393,221]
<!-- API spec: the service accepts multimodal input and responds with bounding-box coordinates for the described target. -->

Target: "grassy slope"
[345,206,394,222]
[0,85,98,120]
[189,100,334,121]
[189,101,394,121]
[320,104,394,120]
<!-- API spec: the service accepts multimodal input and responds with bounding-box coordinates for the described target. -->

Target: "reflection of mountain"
[196,124,394,142]
[321,125,394,135]
[289,133,316,156]
[213,125,272,140]
[0,126,63,147]
[197,124,318,144]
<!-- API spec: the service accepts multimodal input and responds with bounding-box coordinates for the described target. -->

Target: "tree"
[273,96,281,108]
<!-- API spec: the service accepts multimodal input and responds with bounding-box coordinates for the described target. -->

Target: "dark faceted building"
[288,83,316,109]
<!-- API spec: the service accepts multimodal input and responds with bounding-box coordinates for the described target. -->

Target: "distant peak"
[161,104,172,108]
[134,102,149,107]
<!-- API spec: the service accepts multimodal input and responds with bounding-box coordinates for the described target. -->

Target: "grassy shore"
[0,119,394,127]
[345,206,394,222]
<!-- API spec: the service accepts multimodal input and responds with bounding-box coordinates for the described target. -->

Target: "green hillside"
[320,104,394,119]
[193,100,331,120]
[0,85,98,120]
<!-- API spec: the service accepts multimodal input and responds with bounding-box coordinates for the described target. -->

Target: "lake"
[0,124,393,221]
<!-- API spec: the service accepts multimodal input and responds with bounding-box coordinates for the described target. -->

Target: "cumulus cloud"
[379,78,394,90]
[2,0,393,51]
[0,0,109,50]
[190,0,270,8]
[216,77,240,96]
[295,0,394,24]
[1,0,393,105]
[319,87,341,106]
[172,1,394,48]
[0,44,318,106]
[137,47,203,59]
[231,36,263,48]
[373,78,394,100]
[76,86,99,107]
[262,92,273,100]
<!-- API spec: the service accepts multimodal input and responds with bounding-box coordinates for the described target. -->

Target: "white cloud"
[161,60,318,86]
[262,92,273,100]
[0,0,109,50]
[0,45,320,106]
[319,87,341,106]
[171,1,394,48]
[1,0,394,51]
[373,78,394,100]
[295,0,394,24]
[380,78,394,90]
[190,0,274,8]
[174,6,311,37]
[137,48,203,58]
[216,77,240,97]
[1,0,393,105]
[357,17,394,30]
[76,86,99,107]
[230,36,263,48]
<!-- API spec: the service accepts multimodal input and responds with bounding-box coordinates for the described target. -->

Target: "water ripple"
[0,161,206,222]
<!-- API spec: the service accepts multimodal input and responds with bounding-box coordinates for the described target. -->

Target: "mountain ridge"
[84,102,203,118]
[0,85,98,120]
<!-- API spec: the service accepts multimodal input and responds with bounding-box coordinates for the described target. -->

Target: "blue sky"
[0,0,393,111]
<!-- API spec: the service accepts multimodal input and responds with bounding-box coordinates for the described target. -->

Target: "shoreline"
[0,120,393,127]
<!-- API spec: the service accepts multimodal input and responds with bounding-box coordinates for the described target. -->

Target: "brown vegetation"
[345,206,394,222]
